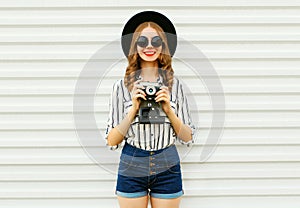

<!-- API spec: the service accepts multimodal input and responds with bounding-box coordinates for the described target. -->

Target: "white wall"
[1,0,300,207]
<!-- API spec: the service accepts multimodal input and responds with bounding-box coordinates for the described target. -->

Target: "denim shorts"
[116,142,184,199]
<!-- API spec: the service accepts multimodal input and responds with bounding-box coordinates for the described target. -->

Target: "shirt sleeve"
[104,79,125,150]
[176,79,196,147]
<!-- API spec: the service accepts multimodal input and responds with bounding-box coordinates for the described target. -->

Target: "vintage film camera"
[138,81,166,124]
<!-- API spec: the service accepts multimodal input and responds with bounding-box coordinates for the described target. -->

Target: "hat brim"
[121,11,177,57]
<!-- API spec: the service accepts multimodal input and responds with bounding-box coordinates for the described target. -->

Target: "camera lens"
[146,86,156,96]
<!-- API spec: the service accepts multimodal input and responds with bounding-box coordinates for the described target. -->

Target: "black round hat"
[121,10,177,57]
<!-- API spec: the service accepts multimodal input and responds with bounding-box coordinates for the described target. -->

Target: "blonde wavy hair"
[124,21,174,92]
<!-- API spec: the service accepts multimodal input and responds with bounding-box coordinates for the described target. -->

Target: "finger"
[133,84,145,93]
[133,89,146,98]
[132,84,143,91]
[156,89,169,96]
[135,94,147,100]
[155,94,164,100]
[159,86,168,90]
[157,92,169,98]
[158,86,169,92]
[135,89,146,97]
[155,94,169,102]
[155,97,169,103]
[132,86,145,95]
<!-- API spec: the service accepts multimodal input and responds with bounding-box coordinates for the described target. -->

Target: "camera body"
[138,81,166,124]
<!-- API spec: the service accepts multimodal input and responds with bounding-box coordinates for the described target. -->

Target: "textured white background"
[0,0,300,207]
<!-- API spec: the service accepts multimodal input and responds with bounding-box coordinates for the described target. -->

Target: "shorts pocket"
[167,163,181,174]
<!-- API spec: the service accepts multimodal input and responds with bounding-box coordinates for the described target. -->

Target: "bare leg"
[150,196,182,208]
[118,195,149,208]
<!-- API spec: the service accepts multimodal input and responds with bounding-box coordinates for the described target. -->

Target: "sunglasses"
[136,36,163,48]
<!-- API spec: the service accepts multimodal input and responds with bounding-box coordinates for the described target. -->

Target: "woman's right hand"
[131,79,147,113]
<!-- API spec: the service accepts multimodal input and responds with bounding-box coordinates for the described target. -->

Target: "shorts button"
[150,162,155,166]
[150,152,154,155]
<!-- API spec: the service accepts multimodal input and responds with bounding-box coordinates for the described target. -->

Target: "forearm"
[166,109,192,142]
[107,108,137,146]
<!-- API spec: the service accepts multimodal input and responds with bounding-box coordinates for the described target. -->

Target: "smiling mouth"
[144,51,156,56]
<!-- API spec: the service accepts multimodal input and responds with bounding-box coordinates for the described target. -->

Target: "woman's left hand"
[155,86,172,115]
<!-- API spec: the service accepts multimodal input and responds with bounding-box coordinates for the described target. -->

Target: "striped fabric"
[105,74,195,151]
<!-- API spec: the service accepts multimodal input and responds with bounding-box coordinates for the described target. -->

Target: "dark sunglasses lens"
[137,36,148,48]
[151,36,162,47]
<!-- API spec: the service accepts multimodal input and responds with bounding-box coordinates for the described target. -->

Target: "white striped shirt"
[105,75,195,151]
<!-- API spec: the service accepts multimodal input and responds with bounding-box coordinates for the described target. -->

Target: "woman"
[105,11,195,208]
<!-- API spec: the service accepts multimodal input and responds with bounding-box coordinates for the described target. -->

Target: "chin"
[140,55,159,62]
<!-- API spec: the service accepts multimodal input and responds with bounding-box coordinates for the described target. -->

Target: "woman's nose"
[146,37,153,48]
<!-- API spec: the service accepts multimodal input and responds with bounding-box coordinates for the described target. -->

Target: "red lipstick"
[144,51,156,56]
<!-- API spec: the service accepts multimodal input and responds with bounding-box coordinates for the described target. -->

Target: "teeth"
[145,51,155,54]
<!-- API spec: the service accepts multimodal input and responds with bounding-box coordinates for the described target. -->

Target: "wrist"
[164,106,174,117]
[128,107,138,122]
